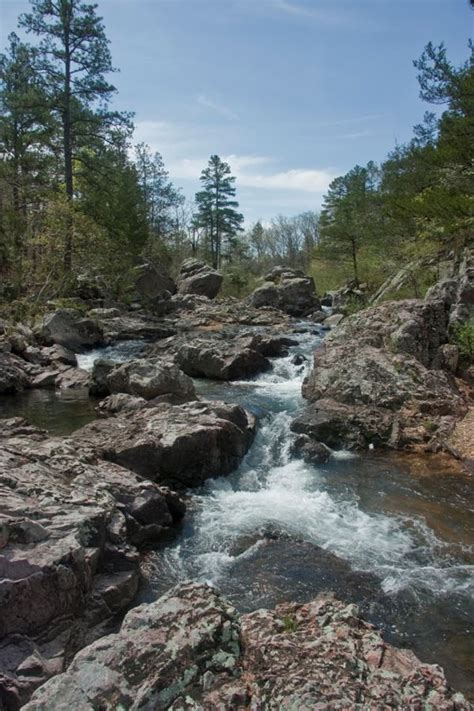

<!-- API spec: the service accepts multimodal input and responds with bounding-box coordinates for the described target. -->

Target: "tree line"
[1,0,472,305]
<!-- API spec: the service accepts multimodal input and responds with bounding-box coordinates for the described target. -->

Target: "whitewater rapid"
[153,334,473,603]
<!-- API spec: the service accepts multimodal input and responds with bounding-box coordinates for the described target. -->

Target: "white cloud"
[197,94,239,121]
[168,154,334,194]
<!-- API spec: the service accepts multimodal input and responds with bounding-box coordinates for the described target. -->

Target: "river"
[1,328,473,697]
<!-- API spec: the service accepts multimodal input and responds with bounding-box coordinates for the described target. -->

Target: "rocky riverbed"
[1,258,473,708]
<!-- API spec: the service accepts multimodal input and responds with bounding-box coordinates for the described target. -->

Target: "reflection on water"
[0,387,97,435]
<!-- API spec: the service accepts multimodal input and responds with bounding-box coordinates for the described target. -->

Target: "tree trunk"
[351,237,359,287]
[62,10,73,273]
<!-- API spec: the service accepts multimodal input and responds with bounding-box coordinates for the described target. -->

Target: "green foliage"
[452,319,474,362]
[220,267,259,298]
[194,155,244,269]
[281,615,297,633]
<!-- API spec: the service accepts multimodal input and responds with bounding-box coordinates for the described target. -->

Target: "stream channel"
[2,327,473,697]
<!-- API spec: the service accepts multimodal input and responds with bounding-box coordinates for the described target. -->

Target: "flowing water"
[1,328,472,695]
[140,331,474,698]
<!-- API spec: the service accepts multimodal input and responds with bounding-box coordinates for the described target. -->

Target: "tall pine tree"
[19,0,131,271]
[194,155,243,269]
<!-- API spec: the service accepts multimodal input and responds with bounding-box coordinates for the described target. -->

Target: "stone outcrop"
[425,248,474,332]
[176,339,271,381]
[104,358,196,402]
[37,309,104,351]
[96,392,147,416]
[148,331,296,382]
[133,263,176,302]
[0,419,185,708]
[72,400,256,487]
[24,583,469,710]
[296,299,468,454]
[177,259,223,299]
[249,266,321,316]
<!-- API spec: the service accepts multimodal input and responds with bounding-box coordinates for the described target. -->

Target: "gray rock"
[177,259,223,299]
[106,358,196,401]
[249,267,320,316]
[23,584,470,711]
[96,392,147,416]
[176,340,271,380]
[325,312,344,328]
[0,352,30,393]
[0,419,185,706]
[134,263,176,301]
[38,309,103,351]
[89,358,116,396]
[298,299,468,452]
[72,400,256,487]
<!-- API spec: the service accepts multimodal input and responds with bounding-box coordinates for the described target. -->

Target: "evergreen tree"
[319,163,379,285]
[19,0,131,270]
[194,155,244,269]
[134,143,184,241]
[0,33,53,285]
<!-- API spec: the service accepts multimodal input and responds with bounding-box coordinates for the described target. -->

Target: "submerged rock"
[72,400,256,487]
[177,259,223,299]
[24,582,470,710]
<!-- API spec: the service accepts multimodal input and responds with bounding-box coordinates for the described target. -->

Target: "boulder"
[72,400,256,487]
[0,419,185,706]
[176,340,271,380]
[177,259,223,299]
[38,309,103,351]
[133,263,176,301]
[0,352,30,393]
[105,358,196,402]
[249,267,321,316]
[23,583,469,711]
[297,299,468,453]
[325,312,344,328]
[96,392,147,416]
[96,312,175,342]
[89,358,116,396]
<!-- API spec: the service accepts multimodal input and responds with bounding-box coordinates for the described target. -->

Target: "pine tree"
[19,0,131,271]
[319,163,379,286]
[194,155,244,269]
[0,32,53,287]
[134,143,184,241]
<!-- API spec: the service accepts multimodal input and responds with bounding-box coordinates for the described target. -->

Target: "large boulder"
[72,400,256,488]
[105,358,196,402]
[0,419,185,707]
[0,352,31,393]
[296,299,468,454]
[176,340,271,380]
[177,259,223,299]
[24,583,469,710]
[250,266,320,316]
[38,309,103,351]
[133,263,176,301]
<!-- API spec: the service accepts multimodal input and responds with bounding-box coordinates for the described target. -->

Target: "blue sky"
[1,0,471,223]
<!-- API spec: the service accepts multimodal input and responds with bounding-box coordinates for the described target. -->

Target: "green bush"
[452,318,474,362]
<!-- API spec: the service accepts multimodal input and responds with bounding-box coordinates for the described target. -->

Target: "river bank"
[1,260,473,707]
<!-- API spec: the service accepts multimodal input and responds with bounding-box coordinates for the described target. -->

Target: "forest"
[0,0,472,307]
